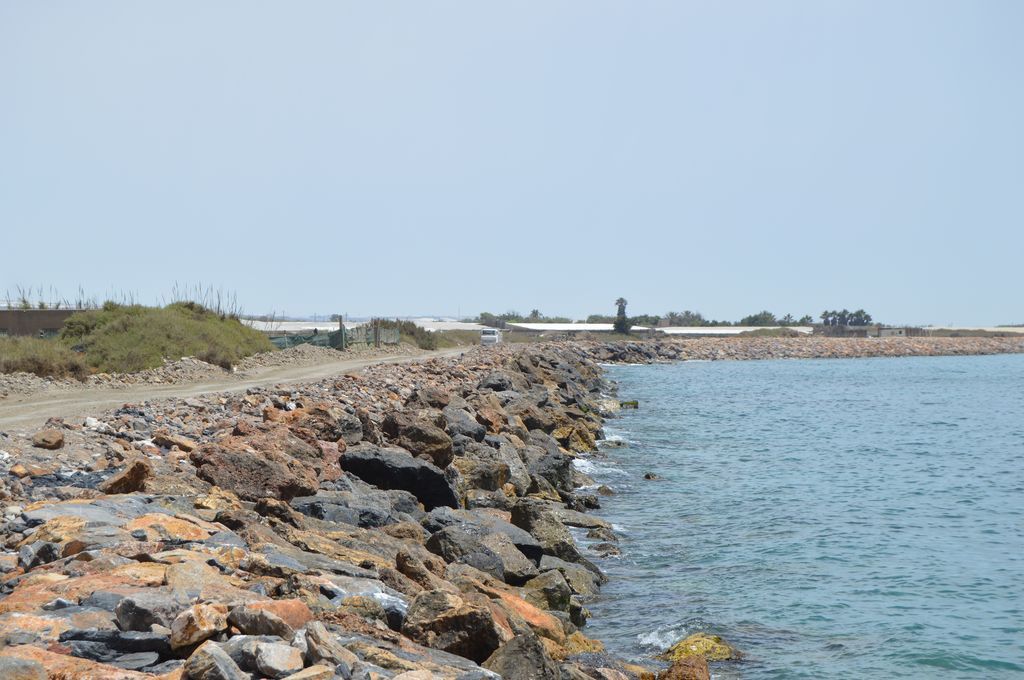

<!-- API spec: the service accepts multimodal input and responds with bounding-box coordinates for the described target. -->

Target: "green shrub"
[374,319,437,350]
[61,302,274,373]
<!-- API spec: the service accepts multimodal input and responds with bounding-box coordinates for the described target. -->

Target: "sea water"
[580,354,1024,679]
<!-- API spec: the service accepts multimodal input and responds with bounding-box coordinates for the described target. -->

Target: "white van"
[480,328,502,346]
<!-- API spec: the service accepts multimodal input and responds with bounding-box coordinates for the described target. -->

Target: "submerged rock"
[660,633,739,662]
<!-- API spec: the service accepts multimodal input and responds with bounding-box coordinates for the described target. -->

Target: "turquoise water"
[582,354,1024,679]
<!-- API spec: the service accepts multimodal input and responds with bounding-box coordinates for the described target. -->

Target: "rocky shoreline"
[0,338,1020,680]
[0,343,693,680]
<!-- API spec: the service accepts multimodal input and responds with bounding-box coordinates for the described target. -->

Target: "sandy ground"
[0,347,467,432]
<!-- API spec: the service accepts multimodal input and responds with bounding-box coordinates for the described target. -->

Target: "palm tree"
[614,298,630,334]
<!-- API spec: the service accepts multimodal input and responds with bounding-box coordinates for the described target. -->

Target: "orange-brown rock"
[98,458,152,494]
[245,598,314,630]
[31,429,64,450]
[659,657,711,680]
[170,603,229,649]
[0,645,150,679]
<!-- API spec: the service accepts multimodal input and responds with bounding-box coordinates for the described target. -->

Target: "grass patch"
[58,302,275,373]
[0,336,89,379]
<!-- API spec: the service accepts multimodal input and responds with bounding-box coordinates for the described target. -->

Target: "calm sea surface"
[581,354,1024,679]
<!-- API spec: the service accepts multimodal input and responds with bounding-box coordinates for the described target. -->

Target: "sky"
[2,2,1022,325]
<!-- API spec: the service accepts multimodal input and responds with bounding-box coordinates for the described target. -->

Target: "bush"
[0,336,88,379]
[60,302,274,374]
[374,319,437,350]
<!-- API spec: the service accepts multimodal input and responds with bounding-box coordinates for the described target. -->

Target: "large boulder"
[382,411,454,468]
[659,657,711,680]
[191,443,318,502]
[184,640,250,680]
[424,525,535,584]
[291,403,363,445]
[522,570,572,612]
[341,444,459,510]
[442,406,486,442]
[483,633,559,680]
[401,589,509,663]
[423,507,543,563]
[660,633,739,662]
[511,499,581,562]
[528,452,573,494]
[170,603,229,650]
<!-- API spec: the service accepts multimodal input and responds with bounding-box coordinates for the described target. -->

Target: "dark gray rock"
[114,589,191,631]
[59,628,173,656]
[443,406,486,442]
[18,541,61,569]
[110,651,161,670]
[184,640,252,680]
[483,633,559,680]
[422,507,543,563]
[382,411,454,468]
[510,498,582,563]
[341,444,459,510]
[522,570,572,612]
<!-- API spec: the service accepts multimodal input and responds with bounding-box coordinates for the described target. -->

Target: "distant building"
[0,309,79,337]
[505,322,651,336]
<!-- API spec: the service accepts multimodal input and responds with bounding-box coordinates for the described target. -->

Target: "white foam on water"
[572,457,628,477]
[637,625,689,650]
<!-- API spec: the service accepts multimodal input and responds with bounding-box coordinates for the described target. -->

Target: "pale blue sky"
[2,2,1021,325]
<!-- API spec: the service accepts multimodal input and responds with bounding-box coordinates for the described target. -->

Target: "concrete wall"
[0,309,79,337]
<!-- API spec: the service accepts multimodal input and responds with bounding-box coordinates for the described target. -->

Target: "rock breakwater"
[584,336,1024,363]
[0,345,664,680]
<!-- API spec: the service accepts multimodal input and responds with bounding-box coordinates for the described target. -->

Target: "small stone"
[32,428,64,449]
[153,429,198,452]
[99,458,152,494]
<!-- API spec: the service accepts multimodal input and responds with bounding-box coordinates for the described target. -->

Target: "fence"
[268,323,400,350]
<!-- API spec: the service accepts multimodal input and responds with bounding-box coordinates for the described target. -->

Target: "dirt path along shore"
[0,347,467,431]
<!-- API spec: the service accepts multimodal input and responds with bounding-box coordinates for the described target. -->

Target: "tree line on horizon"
[474,305,877,330]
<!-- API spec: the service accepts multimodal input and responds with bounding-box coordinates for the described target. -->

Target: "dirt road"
[0,347,467,432]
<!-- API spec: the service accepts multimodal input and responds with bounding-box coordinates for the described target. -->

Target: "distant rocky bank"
[581,335,1024,363]
[0,337,1019,680]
